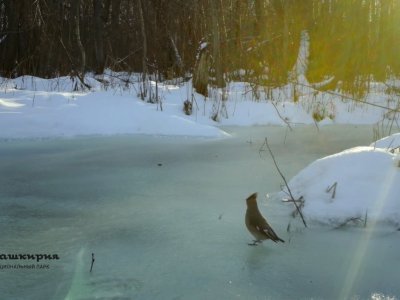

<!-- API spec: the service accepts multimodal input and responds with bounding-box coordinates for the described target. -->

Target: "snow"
[0,73,398,140]
[282,144,400,227]
[371,133,400,150]
[0,75,229,139]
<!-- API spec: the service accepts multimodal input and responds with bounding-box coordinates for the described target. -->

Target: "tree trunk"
[109,0,121,59]
[137,0,147,99]
[2,0,19,76]
[93,0,106,74]
[254,0,265,37]
[210,0,224,88]
[71,0,86,76]
[168,31,184,74]
[282,2,289,76]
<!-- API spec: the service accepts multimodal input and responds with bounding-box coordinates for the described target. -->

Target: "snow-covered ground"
[282,142,400,227]
[0,72,399,139]
[0,74,228,139]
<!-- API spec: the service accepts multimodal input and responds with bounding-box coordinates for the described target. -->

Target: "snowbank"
[371,133,400,150]
[0,75,229,139]
[0,73,398,139]
[283,144,400,227]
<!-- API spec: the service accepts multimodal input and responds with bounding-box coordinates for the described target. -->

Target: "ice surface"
[0,126,399,299]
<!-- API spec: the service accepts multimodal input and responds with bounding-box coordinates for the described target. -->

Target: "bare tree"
[0,0,398,98]
[71,0,86,78]
[93,0,107,74]
[137,0,148,99]
[210,0,224,88]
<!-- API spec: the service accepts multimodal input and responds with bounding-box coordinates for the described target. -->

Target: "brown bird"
[245,192,285,246]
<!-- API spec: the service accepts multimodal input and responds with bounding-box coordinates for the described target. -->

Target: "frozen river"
[0,125,399,300]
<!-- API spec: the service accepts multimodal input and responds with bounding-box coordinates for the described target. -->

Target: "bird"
[245,192,285,246]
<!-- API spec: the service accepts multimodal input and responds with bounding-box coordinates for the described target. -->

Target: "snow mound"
[284,146,400,227]
[0,76,230,139]
[371,133,400,150]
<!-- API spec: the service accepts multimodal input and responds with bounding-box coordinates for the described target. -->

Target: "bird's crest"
[246,192,258,207]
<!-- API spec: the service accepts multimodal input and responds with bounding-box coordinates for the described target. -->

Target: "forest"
[0,0,399,96]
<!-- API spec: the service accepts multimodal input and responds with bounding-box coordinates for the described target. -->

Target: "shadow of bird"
[245,192,285,246]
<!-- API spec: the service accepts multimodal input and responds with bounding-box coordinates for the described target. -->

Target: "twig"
[90,253,95,273]
[283,126,289,144]
[281,197,304,203]
[270,101,293,131]
[326,182,338,199]
[292,81,400,113]
[387,139,395,150]
[59,37,90,90]
[286,222,291,233]
[335,217,363,229]
[364,210,368,228]
[312,117,320,132]
[260,138,307,227]
[291,197,305,218]
[59,37,75,70]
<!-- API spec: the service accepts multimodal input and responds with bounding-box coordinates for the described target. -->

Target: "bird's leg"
[248,240,261,246]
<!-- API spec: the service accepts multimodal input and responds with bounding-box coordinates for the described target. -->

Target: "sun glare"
[339,163,398,298]
[0,99,25,108]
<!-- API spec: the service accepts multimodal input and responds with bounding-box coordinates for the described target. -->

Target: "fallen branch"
[260,138,307,228]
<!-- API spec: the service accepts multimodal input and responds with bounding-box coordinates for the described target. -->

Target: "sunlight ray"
[339,160,398,298]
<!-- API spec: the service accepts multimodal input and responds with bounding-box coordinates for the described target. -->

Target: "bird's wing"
[258,220,283,242]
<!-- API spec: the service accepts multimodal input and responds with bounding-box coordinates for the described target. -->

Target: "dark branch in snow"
[326,182,338,199]
[335,211,368,229]
[335,217,363,229]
